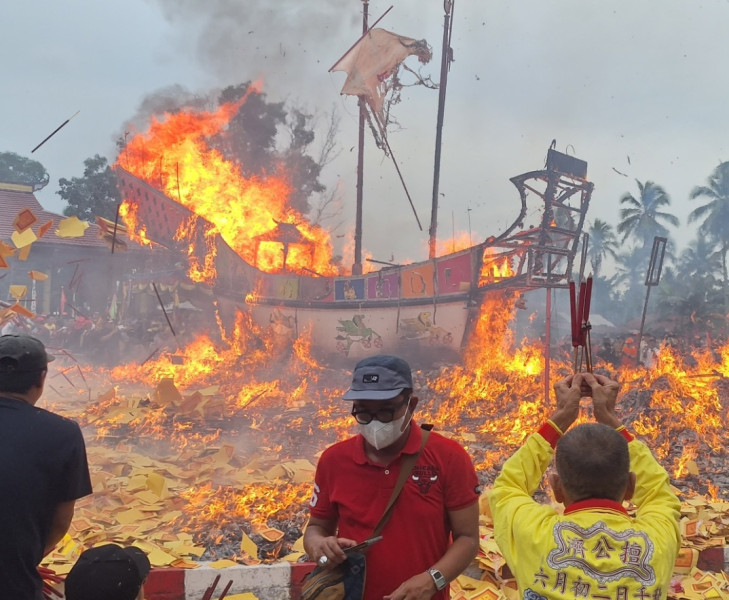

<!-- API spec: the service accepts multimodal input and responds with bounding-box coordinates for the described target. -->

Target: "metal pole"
[467,207,472,246]
[352,0,369,276]
[428,0,454,259]
[636,236,667,367]
[545,287,552,405]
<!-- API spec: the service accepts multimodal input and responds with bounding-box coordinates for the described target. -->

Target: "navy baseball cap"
[343,355,413,401]
[65,543,151,600]
[0,334,54,373]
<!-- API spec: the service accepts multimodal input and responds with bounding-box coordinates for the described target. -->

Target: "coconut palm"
[655,262,723,343]
[689,161,729,321]
[587,219,619,278]
[617,180,679,249]
[677,236,722,288]
[608,249,648,322]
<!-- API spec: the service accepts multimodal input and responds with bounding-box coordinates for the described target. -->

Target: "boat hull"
[244,295,474,363]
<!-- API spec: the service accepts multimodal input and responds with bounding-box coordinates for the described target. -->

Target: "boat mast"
[428,0,454,259]
[352,0,369,276]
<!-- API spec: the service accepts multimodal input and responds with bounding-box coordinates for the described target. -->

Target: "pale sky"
[3,0,729,267]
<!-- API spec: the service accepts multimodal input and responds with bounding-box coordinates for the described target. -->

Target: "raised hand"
[551,374,583,432]
[581,372,621,428]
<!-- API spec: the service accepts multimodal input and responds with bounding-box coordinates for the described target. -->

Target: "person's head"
[65,544,151,600]
[0,334,53,401]
[549,423,635,505]
[343,354,418,451]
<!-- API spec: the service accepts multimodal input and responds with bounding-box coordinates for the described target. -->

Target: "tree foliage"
[617,179,679,250]
[60,82,337,228]
[0,152,50,190]
[587,219,619,278]
[57,155,120,222]
[689,161,729,323]
[211,82,327,215]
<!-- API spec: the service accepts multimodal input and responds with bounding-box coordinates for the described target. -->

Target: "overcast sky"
[3,0,729,267]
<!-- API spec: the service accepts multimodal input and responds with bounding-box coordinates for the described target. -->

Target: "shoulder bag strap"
[372,425,431,537]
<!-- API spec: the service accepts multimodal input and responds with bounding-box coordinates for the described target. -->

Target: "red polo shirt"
[309,422,480,600]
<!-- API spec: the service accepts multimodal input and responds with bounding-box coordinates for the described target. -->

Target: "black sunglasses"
[351,396,410,425]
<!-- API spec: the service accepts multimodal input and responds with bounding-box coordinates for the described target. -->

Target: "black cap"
[64,544,151,600]
[342,354,413,401]
[0,334,54,373]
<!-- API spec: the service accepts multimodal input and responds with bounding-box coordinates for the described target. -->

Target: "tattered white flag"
[331,28,431,121]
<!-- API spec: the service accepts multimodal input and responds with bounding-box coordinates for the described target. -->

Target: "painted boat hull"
[116,146,593,364]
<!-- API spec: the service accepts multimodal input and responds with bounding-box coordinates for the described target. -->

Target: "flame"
[116,90,338,279]
[118,201,152,247]
[71,287,729,492]
[66,279,729,558]
[478,248,514,285]
[435,232,473,256]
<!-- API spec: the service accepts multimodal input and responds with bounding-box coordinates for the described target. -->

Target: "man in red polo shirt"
[304,354,480,600]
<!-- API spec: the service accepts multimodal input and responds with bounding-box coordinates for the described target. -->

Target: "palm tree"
[689,162,729,322]
[587,219,619,278]
[617,180,679,250]
[677,236,721,287]
[609,249,648,322]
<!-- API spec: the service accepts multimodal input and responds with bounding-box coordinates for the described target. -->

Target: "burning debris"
[15,78,727,600]
[37,289,729,596]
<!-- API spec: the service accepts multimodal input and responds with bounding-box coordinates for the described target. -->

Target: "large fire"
[41,287,729,575]
[116,87,338,279]
[39,86,729,590]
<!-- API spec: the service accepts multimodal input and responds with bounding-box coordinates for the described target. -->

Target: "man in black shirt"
[0,334,92,599]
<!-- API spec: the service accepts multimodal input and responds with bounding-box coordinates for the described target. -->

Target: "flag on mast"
[331,28,431,122]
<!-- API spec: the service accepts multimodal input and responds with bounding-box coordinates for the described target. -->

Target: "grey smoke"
[148,0,359,100]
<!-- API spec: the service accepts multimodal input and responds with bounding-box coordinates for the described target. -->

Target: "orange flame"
[116,90,338,279]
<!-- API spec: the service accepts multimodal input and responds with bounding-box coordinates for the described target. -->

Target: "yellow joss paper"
[146,546,177,567]
[11,228,37,248]
[9,285,27,300]
[146,472,168,498]
[209,559,238,569]
[56,216,89,238]
[241,532,259,559]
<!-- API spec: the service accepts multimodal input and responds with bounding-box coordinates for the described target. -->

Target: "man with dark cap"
[0,334,92,599]
[489,371,681,600]
[304,354,480,600]
[65,544,151,600]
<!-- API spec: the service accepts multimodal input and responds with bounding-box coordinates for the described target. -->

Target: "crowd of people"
[1,329,682,600]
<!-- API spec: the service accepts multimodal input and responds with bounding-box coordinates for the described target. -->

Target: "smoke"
[117,84,213,142]
[148,0,358,101]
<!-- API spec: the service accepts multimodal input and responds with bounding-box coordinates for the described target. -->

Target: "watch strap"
[428,568,447,591]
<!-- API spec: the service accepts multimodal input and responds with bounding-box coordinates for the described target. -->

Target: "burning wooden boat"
[116,147,592,362]
[112,4,594,363]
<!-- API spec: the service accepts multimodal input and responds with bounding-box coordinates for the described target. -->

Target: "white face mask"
[358,399,411,450]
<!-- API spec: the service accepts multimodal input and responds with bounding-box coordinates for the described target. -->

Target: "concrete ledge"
[144,548,729,600]
[145,562,316,600]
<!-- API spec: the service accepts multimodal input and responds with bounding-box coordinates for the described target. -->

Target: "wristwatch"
[427,568,447,591]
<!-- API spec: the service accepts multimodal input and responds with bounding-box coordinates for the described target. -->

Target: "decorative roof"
[0,184,112,249]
